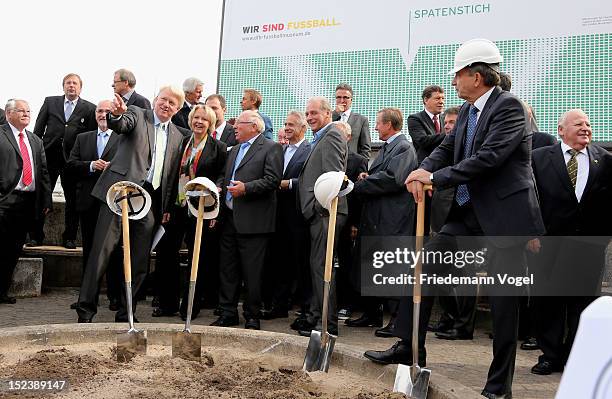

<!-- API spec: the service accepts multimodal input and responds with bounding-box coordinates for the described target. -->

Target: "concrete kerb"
[0,323,481,399]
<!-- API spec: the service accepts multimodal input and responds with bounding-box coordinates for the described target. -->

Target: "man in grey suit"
[332,83,371,159]
[75,86,186,323]
[211,110,283,330]
[295,97,348,337]
[112,69,151,110]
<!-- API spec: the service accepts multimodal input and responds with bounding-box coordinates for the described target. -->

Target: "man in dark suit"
[262,110,312,320]
[333,121,368,324]
[0,108,6,125]
[530,109,612,375]
[112,69,151,110]
[66,100,121,311]
[211,110,283,330]
[75,86,186,323]
[294,97,348,337]
[206,94,238,147]
[367,39,545,399]
[172,77,203,129]
[332,83,371,159]
[32,73,97,248]
[0,99,52,304]
[408,85,446,164]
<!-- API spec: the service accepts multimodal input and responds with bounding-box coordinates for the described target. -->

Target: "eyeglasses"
[113,80,125,84]
[236,120,254,125]
[336,96,352,100]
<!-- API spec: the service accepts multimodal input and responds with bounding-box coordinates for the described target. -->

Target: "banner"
[220,0,612,142]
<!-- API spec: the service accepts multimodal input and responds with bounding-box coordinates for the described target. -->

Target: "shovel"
[172,195,205,361]
[116,187,147,362]
[303,196,338,373]
[393,184,432,397]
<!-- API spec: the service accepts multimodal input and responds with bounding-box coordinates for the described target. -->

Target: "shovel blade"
[302,330,336,372]
[172,331,202,361]
[116,330,147,362]
[393,364,431,398]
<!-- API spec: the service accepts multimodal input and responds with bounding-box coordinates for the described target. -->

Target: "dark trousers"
[30,161,78,243]
[306,213,347,331]
[393,204,525,396]
[79,203,122,301]
[337,221,358,311]
[76,203,155,320]
[218,211,269,320]
[0,191,35,296]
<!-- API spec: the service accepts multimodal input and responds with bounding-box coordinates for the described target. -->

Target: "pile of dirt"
[0,344,405,399]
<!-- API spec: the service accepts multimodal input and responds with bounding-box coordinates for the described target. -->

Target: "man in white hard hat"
[368,39,545,399]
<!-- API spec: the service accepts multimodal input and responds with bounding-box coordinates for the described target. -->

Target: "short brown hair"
[421,85,443,103]
[335,83,353,96]
[63,73,82,87]
[378,107,403,131]
[205,94,227,110]
[443,106,460,117]
[243,89,263,108]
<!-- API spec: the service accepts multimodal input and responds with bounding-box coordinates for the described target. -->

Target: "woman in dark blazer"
[153,104,227,319]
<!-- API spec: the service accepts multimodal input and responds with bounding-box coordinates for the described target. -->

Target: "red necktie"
[212,130,217,139]
[19,131,33,186]
[433,115,441,134]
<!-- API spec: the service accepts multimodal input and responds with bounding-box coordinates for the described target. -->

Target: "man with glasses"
[0,99,52,304]
[332,83,371,159]
[32,73,97,249]
[112,69,151,110]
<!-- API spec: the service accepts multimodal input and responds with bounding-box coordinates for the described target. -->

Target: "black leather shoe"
[364,340,424,366]
[115,315,139,323]
[531,360,563,375]
[427,321,453,333]
[290,317,314,332]
[345,313,383,327]
[245,318,260,330]
[210,315,239,327]
[374,320,396,338]
[77,317,92,323]
[520,337,539,351]
[259,307,288,320]
[63,240,77,250]
[152,308,177,317]
[435,328,473,340]
[108,298,120,312]
[298,327,338,337]
[0,295,17,304]
[213,307,223,316]
[481,390,512,399]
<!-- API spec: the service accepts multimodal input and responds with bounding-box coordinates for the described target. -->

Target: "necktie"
[212,129,217,140]
[152,123,167,190]
[97,132,108,158]
[64,100,74,121]
[122,96,129,104]
[455,105,479,205]
[380,142,388,162]
[19,132,33,186]
[226,141,252,206]
[567,149,579,189]
[433,114,441,134]
[341,112,348,122]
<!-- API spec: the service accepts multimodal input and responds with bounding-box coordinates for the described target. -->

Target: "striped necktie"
[567,149,579,189]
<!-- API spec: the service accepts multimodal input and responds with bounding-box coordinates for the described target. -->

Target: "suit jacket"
[422,86,545,239]
[0,108,5,125]
[259,111,274,140]
[408,110,445,164]
[219,122,238,147]
[92,106,184,215]
[532,131,556,150]
[66,130,119,212]
[298,124,348,221]
[278,140,311,229]
[0,123,52,215]
[125,91,151,110]
[333,111,371,158]
[33,96,97,165]
[188,133,228,188]
[171,102,191,130]
[221,134,283,234]
[354,135,417,235]
[346,151,368,227]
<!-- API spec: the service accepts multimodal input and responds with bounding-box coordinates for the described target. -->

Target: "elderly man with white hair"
[172,77,204,129]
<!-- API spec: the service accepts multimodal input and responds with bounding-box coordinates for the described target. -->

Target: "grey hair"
[333,121,352,140]
[558,108,588,127]
[183,77,203,94]
[308,96,332,113]
[115,69,137,88]
[5,99,18,111]
[241,110,265,134]
[287,110,307,128]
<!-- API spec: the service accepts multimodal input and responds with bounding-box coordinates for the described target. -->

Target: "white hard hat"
[449,38,503,74]
[106,181,152,220]
[184,177,220,219]
[314,171,354,210]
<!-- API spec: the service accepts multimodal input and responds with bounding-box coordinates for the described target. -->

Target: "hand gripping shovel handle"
[119,188,136,331]
[321,196,338,339]
[185,196,206,332]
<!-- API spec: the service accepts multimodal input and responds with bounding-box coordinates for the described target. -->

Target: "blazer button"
[65,124,68,127]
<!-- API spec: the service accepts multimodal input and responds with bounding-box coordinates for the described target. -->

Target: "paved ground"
[0,289,560,398]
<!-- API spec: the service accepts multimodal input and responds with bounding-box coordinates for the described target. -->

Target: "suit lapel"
[420,110,435,134]
[549,144,576,198]
[453,104,469,162]
[582,145,600,197]
[67,98,83,123]
[25,130,37,170]
[101,132,119,159]
[163,123,182,178]
[284,140,307,177]
[237,134,263,170]
[221,124,232,142]
[2,124,20,155]
[146,110,155,157]
[195,134,215,173]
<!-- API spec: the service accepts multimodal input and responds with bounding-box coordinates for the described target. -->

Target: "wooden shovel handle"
[190,196,206,282]
[323,197,339,283]
[120,188,132,284]
[413,184,432,303]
